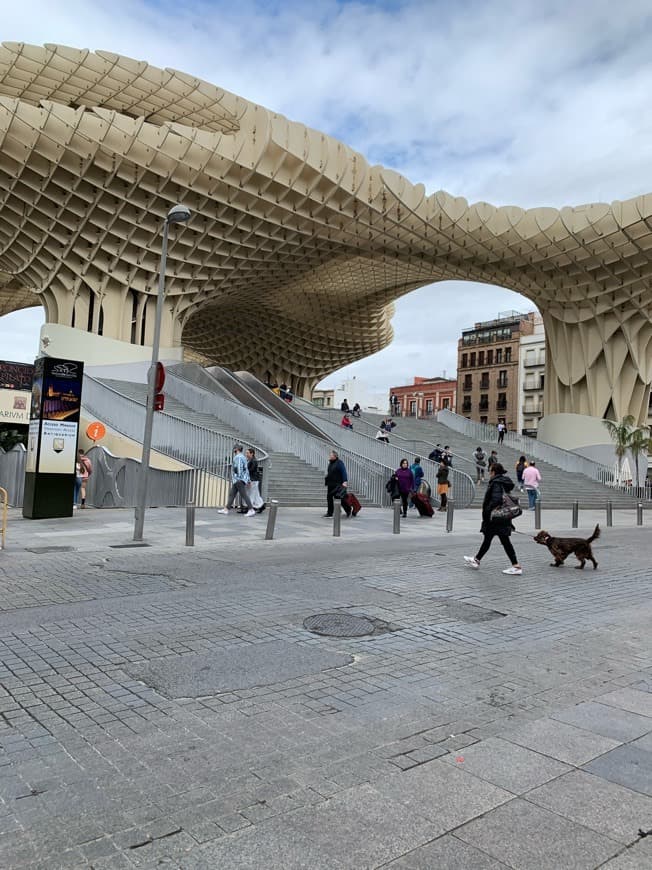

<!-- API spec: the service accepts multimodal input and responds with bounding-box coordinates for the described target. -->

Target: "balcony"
[522,406,544,416]
[497,379,508,389]
[478,403,489,412]
[462,403,472,413]
[523,383,544,391]
[524,359,545,367]
[496,403,508,411]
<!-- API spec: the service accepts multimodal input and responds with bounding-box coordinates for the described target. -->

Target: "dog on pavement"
[533,524,600,569]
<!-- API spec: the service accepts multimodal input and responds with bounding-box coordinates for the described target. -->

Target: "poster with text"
[25,419,40,473]
[42,358,83,423]
[38,420,78,474]
[0,389,31,424]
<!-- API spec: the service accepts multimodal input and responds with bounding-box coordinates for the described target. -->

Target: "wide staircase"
[351,411,642,510]
[98,379,330,507]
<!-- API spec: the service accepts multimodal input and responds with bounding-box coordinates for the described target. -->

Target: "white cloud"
[1,0,650,389]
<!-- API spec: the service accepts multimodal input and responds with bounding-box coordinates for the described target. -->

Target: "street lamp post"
[133,204,191,541]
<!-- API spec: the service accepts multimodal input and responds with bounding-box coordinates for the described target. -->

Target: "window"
[461,353,468,368]
[526,349,535,366]
[505,347,512,362]
[540,374,545,389]
[462,397,472,412]
[409,400,416,416]
[470,352,477,367]
[497,392,507,410]
[463,374,472,391]
[487,349,493,365]
[478,351,485,366]
[495,348,503,364]
[442,398,450,409]
[480,372,489,389]
[426,399,433,414]
[497,369,507,388]
[480,416,488,424]
[479,394,489,411]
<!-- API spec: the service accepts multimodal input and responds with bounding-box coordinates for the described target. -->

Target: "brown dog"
[533,524,600,569]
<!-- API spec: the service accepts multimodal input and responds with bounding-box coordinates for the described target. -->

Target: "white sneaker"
[464,556,480,569]
[503,566,523,575]
[245,509,256,517]
[217,508,229,515]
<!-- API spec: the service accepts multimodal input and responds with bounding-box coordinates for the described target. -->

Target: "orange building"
[388,377,457,417]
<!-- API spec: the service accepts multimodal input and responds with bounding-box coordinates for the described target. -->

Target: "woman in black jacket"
[464,463,523,575]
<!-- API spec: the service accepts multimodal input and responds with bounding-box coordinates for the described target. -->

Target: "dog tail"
[588,524,600,543]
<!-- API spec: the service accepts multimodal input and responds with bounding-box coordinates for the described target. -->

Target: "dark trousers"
[399,493,409,516]
[476,529,518,565]
[498,432,505,444]
[327,488,351,517]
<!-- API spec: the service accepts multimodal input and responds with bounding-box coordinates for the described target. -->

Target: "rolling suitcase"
[411,491,434,517]
[343,492,362,516]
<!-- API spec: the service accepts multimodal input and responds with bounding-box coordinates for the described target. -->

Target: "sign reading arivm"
[23,357,84,519]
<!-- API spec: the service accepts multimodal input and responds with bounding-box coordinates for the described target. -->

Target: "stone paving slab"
[526,769,652,844]
[455,798,622,869]
[583,744,652,796]
[0,510,651,867]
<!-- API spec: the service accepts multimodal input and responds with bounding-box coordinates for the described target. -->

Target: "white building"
[518,316,545,436]
[312,376,386,412]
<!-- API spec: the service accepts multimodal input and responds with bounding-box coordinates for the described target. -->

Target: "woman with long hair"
[464,463,523,575]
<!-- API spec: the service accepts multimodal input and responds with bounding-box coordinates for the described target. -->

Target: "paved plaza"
[0,504,651,868]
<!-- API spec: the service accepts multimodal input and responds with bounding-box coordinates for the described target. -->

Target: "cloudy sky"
[2,0,651,391]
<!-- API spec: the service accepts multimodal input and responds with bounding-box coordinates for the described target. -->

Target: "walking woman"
[464,463,523,575]
[515,455,527,492]
[394,458,414,518]
[436,460,450,511]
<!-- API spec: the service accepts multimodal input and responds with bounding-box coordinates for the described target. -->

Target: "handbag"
[491,492,522,521]
[333,485,347,500]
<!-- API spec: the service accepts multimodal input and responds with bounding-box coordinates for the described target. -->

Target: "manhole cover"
[304,613,375,637]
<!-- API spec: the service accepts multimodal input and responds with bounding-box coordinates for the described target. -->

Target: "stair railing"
[165,370,392,506]
[82,375,268,504]
[437,408,619,487]
[298,409,477,508]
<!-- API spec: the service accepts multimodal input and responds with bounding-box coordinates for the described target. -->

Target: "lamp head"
[166,204,191,224]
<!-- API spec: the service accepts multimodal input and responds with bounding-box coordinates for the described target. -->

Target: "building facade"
[518,316,546,436]
[389,377,457,418]
[457,312,536,430]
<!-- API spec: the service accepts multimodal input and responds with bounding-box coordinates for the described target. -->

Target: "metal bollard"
[333,508,341,537]
[185,501,195,547]
[393,501,401,534]
[264,500,279,540]
[606,500,613,527]
[446,498,454,533]
[571,500,578,529]
[534,500,541,530]
[637,503,643,526]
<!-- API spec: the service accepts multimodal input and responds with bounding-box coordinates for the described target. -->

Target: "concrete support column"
[543,304,652,424]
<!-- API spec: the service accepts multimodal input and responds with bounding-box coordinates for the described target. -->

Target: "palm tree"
[603,415,635,484]
[628,425,651,494]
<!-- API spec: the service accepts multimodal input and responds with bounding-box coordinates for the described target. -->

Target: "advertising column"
[23,357,84,519]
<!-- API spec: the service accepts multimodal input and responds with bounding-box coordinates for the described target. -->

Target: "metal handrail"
[82,375,268,504]
[299,409,477,508]
[297,402,477,470]
[437,408,618,485]
[165,370,393,506]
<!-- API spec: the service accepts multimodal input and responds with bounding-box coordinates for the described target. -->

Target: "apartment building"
[519,316,546,435]
[388,376,457,417]
[456,311,536,430]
